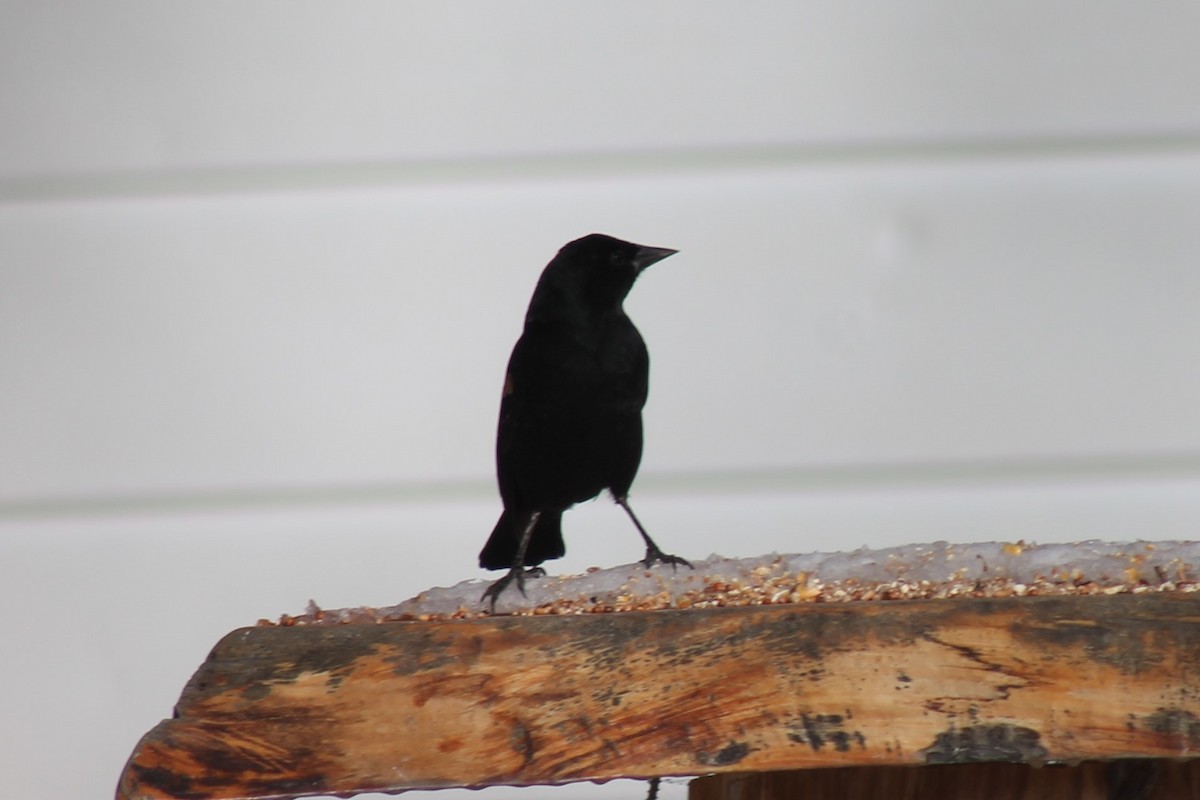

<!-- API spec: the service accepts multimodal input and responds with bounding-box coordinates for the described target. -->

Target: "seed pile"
[261,541,1199,626]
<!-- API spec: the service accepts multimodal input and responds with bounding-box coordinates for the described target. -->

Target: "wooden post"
[117,593,1200,800]
[688,761,1200,800]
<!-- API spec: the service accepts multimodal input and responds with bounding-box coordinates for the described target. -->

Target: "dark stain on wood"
[507,718,536,767]
[1145,708,1200,751]
[786,713,866,753]
[697,740,752,767]
[127,765,198,800]
[921,724,1048,764]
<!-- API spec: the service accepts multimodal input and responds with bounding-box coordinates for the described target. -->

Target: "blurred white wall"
[3,4,1200,799]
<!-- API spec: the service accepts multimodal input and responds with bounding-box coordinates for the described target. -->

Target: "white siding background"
[3,4,1200,798]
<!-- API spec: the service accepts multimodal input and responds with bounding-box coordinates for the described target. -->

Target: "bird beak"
[632,245,679,273]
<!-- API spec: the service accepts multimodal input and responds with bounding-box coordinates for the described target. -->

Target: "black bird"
[480,233,692,610]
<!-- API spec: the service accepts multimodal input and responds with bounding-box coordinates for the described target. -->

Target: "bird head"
[527,234,678,322]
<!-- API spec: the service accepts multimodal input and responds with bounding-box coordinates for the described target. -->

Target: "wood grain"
[117,594,1200,799]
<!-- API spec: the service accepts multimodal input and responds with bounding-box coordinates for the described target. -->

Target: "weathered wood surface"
[118,594,1200,800]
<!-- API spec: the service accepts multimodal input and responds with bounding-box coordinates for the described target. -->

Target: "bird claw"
[481,566,546,612]
[481,570,518,613]
[642,547,693,572]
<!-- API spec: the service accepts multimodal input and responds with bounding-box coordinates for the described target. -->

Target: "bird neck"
[526,287,627,328]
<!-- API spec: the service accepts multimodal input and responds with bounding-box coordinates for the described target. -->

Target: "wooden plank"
[117,594,1200,800]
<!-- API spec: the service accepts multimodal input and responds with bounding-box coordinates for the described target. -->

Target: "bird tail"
[479,510,565,570]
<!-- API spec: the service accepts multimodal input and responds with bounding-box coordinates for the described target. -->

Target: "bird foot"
[642,547,693,571]
[481,566,546,612]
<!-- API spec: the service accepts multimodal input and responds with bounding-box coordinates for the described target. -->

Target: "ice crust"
[280,540,1200,624]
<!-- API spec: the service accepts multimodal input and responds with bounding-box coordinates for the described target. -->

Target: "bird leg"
[481,510,542,612]
[615,497,693,571]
